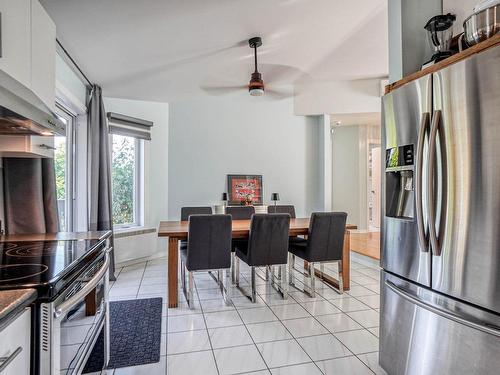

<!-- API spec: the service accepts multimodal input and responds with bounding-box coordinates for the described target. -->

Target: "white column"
[320,114,332,211]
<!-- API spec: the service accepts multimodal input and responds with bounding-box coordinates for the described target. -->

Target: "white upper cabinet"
[0,0,56,111]
[0,0,32,88]
[31,0,56,111]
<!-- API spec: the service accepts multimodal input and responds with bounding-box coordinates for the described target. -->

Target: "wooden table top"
[158,218,356,239]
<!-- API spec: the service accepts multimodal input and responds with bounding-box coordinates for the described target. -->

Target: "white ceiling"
[41,0,388,102]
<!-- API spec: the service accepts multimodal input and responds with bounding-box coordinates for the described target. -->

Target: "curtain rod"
[56,39,93,87]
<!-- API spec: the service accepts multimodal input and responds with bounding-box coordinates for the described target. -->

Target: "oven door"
[40,250,110,375]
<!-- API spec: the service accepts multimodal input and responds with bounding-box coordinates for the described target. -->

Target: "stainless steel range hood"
[0,74,65,136]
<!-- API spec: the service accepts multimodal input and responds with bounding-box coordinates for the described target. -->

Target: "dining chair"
[180,206,214,251]
[233,213,291,302]
[180,206,213,220]
[288,212,347,297]
[180,214,232,308]
[267,205,296,218]
[225,205,255,282]
[225,205,255,219]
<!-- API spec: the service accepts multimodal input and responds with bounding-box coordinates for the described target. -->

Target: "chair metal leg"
[187,271,194,308]
[338,260,344,294]
[288,253,295,286]
[218,269,232,305]
[235,257,240,287]
[265,266,270,281]
[231,252,235,284]
[181,260,186,296]
[308,262,316,297]
[281,264,288,299]
[270,266,275,288]
[251,266,256,303]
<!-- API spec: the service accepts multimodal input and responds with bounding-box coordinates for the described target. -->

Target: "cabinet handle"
[38,144,56,150]
[0,347,23,373]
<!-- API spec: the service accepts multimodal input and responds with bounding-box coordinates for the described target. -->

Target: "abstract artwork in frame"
[227,174,263,206]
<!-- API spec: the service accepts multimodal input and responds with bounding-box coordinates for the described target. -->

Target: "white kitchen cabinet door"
[0,0,31,88]
[0,308,31,375]
[31,0,56,111]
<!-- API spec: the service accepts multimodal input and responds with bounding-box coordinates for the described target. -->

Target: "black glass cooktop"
[0,239,105,299]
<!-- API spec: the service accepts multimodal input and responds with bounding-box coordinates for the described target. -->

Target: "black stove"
[0,239,106,300]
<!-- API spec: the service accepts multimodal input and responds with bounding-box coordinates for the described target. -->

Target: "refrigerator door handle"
[428,110,445,256]
[385,280,500,337]
[415,112,430,252]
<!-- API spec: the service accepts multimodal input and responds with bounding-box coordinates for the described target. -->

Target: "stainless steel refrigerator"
[380,45,500,375]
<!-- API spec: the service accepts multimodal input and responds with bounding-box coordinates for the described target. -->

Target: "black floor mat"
[83,298,162,373]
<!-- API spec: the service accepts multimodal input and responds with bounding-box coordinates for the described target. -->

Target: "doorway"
[330,114,381,260]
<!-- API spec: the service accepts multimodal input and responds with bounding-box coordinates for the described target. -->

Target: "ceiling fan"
[248,37,265,96]
[201,37,297,99]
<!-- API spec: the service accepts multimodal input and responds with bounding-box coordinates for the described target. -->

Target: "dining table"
[158,218,357,308]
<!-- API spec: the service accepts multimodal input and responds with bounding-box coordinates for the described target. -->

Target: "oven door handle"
[54,250,110,320]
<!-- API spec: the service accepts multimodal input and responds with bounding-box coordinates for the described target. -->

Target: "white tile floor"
[100,253,387,375]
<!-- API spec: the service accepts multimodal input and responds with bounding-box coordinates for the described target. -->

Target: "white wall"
[294,79,382,116]
[332,126,361,227]
[104,97,169,263]
[444,0,476,35]
[331,125,380,230]
[168,94,323,219]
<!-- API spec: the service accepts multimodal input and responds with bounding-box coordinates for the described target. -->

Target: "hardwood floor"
[350,231,380,260]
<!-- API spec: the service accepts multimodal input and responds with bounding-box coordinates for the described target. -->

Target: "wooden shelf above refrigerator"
[385,33,500,94]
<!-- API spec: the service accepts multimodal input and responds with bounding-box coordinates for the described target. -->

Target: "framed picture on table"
[227,174,263,205]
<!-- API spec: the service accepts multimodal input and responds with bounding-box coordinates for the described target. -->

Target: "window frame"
[54,102,77,232]
[110,134,144,230]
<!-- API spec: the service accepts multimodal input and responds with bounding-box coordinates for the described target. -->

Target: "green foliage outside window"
[112,135,135,225]
[54,137,66,230]
[54,140,66,200]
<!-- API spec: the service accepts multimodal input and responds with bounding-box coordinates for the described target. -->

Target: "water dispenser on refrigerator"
[385,145,414,220]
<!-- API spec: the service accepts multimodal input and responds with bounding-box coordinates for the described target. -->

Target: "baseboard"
[116,250,167,269]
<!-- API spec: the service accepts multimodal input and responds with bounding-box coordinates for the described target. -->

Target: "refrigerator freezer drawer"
[380,271,500,375]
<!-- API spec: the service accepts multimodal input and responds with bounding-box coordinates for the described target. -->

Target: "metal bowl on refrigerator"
[463,3,500,46]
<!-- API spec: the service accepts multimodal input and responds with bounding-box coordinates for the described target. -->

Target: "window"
[54,104,76,231]
[111,134,142,228]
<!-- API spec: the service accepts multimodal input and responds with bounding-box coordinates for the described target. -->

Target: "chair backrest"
[267,205,296,218]
[246,213,290,266]
[181,206,213,221]
[307,212,347,262]
[186,214,232,271]
[226,206,255,220]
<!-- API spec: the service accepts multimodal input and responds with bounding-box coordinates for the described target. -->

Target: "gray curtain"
[88,84,116,280]
[3,158,59,234]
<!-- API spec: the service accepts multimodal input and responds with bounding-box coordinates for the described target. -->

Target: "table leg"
[342,230,351,290]
[168,237,179,308]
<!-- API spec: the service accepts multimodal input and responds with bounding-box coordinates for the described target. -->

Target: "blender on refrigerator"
[423,13,456,67]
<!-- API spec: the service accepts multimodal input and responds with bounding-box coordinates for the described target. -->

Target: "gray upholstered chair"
[225,205,255,282]
[180,214,232,308]
[288,212,347,296]
[225,206,255,220]
[181,206,213,220]
[267,205,296,218]
[234,213,291,302]
[180,206,213,250]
